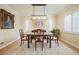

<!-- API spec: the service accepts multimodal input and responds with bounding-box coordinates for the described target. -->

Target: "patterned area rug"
[0,40,78,55]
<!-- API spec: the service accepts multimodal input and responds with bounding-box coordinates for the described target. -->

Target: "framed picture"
[31,15,48,29]
[32,19,48,28]
[0,9,14,29]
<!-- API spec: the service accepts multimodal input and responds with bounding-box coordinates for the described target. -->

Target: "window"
[72,12,79,32]
[64,11,79,33]
[64,14,72,32]
[25,20,29,31]
[78,12,79,32]
[48,19,53,31]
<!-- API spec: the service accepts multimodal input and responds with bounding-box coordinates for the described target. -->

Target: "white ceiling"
[7,4,69,16]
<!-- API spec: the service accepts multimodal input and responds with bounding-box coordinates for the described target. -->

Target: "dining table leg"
[31,38,32,43]
[49,39,51,48]
[28,36,30,48]
[47,38,48,43]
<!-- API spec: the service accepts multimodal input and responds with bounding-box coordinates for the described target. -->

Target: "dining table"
[26,32,53,48]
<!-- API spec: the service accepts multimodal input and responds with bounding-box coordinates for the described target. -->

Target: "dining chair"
[19,29,28,46]
[49,34,59,48]
[35,35,44,51]
[32,29,46,51]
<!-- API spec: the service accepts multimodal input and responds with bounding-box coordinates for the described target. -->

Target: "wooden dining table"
[26,33,53,48]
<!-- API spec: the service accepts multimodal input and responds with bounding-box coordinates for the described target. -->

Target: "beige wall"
[19,15,57,32]
[57,4,79,48]
[0,5,20,46]
[19,16,31,32]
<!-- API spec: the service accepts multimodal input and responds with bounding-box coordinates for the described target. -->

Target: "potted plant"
[51,29,60,36]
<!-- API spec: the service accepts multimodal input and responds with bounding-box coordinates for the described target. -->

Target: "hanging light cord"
[33,6,35,15]
[32,5,46,16]
[44,6,45,15]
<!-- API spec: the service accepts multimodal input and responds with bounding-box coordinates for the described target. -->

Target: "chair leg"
[20,41,22,46]
[31,39,32,43]
[42,41,43,51]
[35,41,36,51]
[57,39,59,46]
[23,41,24,44]
[55,40,56,44]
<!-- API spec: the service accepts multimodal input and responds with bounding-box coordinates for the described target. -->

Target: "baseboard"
[0,38,19,50]
[60,38,79,53]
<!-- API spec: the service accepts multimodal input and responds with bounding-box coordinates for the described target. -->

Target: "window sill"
[63,31,79,35]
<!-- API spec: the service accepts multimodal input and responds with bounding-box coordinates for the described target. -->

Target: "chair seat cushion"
[51,37,57,39]
[22,37,27,40]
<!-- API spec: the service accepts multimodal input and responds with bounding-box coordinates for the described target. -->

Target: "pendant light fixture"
[31,4,47,20]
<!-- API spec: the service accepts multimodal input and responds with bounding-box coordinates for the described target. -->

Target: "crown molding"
[3,5,17,12]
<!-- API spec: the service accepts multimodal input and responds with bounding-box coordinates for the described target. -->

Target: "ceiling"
[7,4,69,16]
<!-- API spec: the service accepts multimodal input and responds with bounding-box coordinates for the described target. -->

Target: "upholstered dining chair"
[49,34,59,48]
[32,29,46,34]
[32,29,46,51]
[35,35,44,51]
[19,29,28,46]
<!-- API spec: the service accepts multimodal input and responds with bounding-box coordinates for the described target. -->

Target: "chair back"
[32,29,46,34]
[19,29,25,39]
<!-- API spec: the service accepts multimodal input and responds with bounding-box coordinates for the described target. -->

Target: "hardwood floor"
[60,39,79,53]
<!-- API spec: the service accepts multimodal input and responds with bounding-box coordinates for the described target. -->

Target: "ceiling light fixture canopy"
[32,4,47,6]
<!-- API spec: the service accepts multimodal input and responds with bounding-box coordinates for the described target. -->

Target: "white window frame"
[64,11,79,34]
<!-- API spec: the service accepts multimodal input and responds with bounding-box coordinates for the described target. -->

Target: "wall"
[19,16,31,32]
[0,4,20,47]
[57,4,79,48]
[19,15,57,32]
